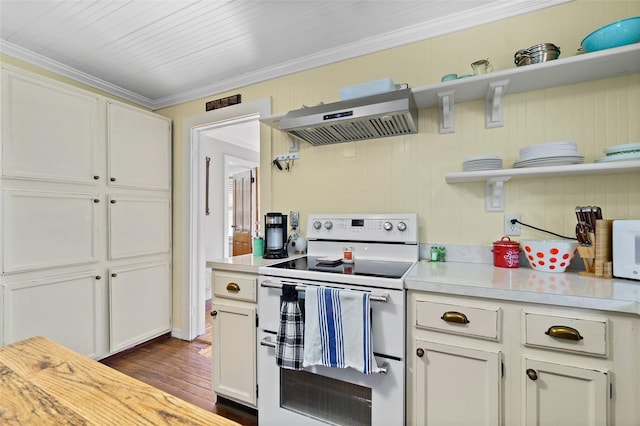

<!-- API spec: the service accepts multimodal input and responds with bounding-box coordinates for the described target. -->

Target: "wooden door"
[415,339,502,425]
[232,169,254,256]
[524,358,609,426]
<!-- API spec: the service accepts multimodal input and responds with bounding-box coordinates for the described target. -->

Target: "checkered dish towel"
[303,286,380,374]
[275,284,304,370]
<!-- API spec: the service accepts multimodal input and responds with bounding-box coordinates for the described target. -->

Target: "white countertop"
[207,253,304,274]
[405,261,640,316]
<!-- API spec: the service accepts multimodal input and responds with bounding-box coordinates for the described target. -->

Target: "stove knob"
[324,221,333,230]
[313,221,322,230]
[383,221,393,231]
[397,221,407,232]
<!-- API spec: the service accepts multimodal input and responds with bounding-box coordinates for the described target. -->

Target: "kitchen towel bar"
[259,337,389,374]
[260,281,389,303]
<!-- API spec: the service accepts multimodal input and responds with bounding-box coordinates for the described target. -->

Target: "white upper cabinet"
[1,69,100,184]
[107,102,171,191]
[2,189,99,274]
[108,195,170,259]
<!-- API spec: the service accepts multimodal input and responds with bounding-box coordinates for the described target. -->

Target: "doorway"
[180,98,271,341]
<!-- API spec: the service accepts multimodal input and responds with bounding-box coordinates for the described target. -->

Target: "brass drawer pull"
[226,282,240,292]
[93,198,100,203]
[416,348,425,358]
[211,310,218,318]
[545,325,583,341]
[111,273,118,278]
[441,311,470,324]
[526,368,538,381]
[110,177,116,182]
[93,175,100,180]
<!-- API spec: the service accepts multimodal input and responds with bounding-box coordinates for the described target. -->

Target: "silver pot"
[514,43,561,67]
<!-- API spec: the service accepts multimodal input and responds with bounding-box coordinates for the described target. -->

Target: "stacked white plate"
[595,142,640,163]
[513,141,584,168]
[463,155,503,171]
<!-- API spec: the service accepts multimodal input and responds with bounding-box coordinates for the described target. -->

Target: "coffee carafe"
[263,213,288,259]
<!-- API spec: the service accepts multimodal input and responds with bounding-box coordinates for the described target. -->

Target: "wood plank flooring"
[101,304,257,426]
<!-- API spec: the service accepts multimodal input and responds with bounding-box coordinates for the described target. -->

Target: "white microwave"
[613,220,640,281]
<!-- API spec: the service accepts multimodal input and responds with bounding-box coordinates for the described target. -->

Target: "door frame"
[180,98,271,340]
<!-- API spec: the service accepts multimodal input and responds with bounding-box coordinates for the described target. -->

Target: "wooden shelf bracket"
[485,79,509,129]
[437,90,455,134]
[485,176,511,212]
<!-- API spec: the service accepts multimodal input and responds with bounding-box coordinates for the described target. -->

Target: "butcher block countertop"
[0,336,239,426]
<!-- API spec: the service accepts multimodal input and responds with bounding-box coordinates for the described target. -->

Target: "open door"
[231,168,256,256]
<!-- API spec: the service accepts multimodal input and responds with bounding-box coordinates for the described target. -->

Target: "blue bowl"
[581,16,640,53]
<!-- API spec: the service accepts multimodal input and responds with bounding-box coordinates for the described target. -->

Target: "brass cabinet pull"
[95,275,102,280]
[93,175,100,180]
[111,273,117,278]
[416,348,425,358]
[211,310,218,318]
[526,369,538,381]
[441,311,470,324]
[226,282,240,292]
[110,199,116,204]
[93,198,100,203]
[110,177,116,182]
[545,325,584,341]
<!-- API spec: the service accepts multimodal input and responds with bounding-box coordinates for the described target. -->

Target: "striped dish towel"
[275,284,304,370]
[303,286,380,374]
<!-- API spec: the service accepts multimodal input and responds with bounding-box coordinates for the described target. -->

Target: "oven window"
[280,368,372,425]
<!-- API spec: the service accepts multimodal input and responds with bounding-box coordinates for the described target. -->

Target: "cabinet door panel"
[2,190,99,273]
[108,196,170,259]
[524,358,609,426]
[212,303,256,407]
[109,262,171,352]
[107,102,170,190]
[415,339,502,426]
[1,69,99,183]
[3,271,102,358]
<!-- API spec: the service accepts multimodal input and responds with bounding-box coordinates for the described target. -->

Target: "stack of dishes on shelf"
[513,141,584,168]
[463,155,503,171]
[595,142,640,163]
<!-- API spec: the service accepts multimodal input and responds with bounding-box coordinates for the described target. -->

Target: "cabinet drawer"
[212,271,257,302]
[415,300,501,341]
[523,312,607,357]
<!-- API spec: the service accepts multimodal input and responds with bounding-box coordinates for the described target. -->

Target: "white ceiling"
[0,1,568,109]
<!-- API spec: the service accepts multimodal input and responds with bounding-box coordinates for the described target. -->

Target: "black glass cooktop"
[268,256,414,279]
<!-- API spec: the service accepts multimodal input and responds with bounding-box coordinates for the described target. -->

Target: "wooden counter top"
[0,336,240,425]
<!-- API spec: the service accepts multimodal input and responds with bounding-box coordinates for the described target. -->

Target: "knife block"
[577,219,613,278]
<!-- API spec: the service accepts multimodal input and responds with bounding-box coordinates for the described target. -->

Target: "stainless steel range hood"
[278,89,418,146]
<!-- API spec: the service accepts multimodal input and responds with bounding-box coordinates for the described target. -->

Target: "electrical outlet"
[504,214,521,236]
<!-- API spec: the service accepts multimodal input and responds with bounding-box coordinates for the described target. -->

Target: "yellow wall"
[5,0,639,331]
[157,0,639,328]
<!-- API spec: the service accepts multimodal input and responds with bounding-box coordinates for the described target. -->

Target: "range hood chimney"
[278,88,418,146]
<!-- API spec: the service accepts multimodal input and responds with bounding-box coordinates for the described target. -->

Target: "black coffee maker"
[263,212,288,259]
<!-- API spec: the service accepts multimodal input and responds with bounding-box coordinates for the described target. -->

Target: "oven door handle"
[260,336,389,375]
[260,336,277,348]
[260,280,389,303]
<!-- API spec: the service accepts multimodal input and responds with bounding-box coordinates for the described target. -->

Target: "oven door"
[257,276,405,425]
[258,332,404,426]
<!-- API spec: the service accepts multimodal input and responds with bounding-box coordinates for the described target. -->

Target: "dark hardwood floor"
[101,334,256,426]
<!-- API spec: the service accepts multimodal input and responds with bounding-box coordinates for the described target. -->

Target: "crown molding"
[1,0,572,110]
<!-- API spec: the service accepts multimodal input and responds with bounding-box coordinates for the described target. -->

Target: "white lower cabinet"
[523,358,609,426]
[3,271,103,358]
[414,339,502,425]
[408,291,640,426]
[211,270,257,408]
[109,262,171,353]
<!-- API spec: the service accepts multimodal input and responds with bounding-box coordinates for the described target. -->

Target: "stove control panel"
[307,214,418,243]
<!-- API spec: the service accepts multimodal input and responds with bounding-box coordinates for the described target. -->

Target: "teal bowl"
[581,16,640,53]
